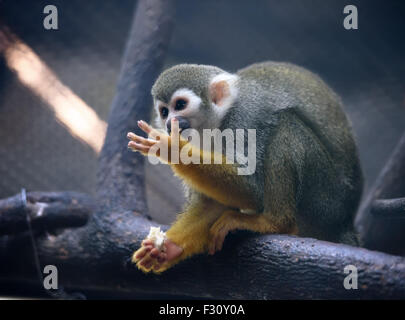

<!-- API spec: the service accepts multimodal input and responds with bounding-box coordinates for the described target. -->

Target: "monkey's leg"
[208,147,300,254]
[209,210,298,254]
[132,196,226,273]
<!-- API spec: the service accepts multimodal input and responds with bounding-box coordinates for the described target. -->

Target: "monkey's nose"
[167,116,190,134]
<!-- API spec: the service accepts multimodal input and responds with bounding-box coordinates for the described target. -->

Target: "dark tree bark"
[371,198,405,218]
[0,0,405,299]
[97,0,174,215]
[0,192,91,236]
[355,132,405,256]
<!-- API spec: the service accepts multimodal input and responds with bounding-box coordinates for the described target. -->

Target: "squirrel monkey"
[128,62,363,273]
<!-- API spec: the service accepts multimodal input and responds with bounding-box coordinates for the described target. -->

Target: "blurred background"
[0,0,404,225]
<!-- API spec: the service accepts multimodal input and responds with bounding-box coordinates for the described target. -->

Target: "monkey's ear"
[209,73,239,109]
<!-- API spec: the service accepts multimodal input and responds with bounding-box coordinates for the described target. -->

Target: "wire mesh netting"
[0,0,404,225]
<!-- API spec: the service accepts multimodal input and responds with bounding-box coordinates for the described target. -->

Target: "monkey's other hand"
[132,238,183,274]
[127,120,167,157]
[127,119,186,163]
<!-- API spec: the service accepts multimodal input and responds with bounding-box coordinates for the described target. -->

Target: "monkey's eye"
[160,107,169,118]
[175,99,187,111]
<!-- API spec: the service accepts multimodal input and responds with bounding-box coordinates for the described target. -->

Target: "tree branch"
[96,0,174,215]
[1,216,404,299]
[355,131,405,255]
[371,198,405,218]
[0,192,91,236]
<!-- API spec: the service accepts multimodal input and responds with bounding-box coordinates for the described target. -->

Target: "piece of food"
[146,226,167,251]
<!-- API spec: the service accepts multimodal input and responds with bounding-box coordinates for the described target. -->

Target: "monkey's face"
[154,88,207,135]
[151,64,239,137]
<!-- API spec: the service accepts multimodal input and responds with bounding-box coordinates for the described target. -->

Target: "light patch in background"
[4,36,107,153]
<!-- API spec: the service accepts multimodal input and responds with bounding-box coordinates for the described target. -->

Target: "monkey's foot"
[208,211,239,255]
[132,238,183,274]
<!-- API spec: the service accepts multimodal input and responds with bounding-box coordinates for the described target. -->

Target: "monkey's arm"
[128,119,260,211]
[171,159,257,210]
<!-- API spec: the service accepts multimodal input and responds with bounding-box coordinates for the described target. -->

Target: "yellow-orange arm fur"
[170,144,256,210]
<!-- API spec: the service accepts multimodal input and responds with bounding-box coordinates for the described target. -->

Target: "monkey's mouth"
[167,116,190,135]
[177,128,189,135]
[167,125,191,135]
[167,128,186,135]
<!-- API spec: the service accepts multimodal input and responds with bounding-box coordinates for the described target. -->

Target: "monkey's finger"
[137,120,153,138]
[138,120,164,140]
[152,263,162,272]
[127,132,157,146]
[136,262,150,273]
[208,230,219,255]
[139,254,154,268]
[208,240,215,255]
[133,250,147,263]
[137,120,151,133]
[208,226,226,255]
[132,245,153,262]
[128,141,148,152]
[150,247,160,258]
[157,252,167,264]
[142,239,154,246]
[144,262,154,270]
[170,118,180,142]
[127,138,156,151]
[215,228,228,253]
[141,257,155,270]
[128,141,151,154]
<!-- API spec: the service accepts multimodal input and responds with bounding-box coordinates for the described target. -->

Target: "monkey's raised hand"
[127,118,187,164]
